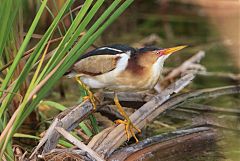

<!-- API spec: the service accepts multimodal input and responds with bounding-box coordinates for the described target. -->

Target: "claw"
[115,119,141,142]
[83,96,89,101]
[82,95,96,109]
[75,77,96,110]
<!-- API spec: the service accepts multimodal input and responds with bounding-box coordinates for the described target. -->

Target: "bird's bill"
[162,45,187,55]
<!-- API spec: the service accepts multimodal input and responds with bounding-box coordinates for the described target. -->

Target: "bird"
[66,44,186,142]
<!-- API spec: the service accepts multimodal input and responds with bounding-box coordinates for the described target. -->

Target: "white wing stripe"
[96,47,123,53]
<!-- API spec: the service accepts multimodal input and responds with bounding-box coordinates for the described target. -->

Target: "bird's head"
[137,45,187,67]
[154,45,187,57]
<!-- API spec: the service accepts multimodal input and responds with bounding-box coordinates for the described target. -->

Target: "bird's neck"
[136,53,158,67]
[154,56,168,72]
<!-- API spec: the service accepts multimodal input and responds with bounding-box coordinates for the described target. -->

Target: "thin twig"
[182,103,240,115]
[158,50,205,90]
[55,127,105,161]
[62,5,83,20]
[30,119,59,158]
[198,71,240,81]
[0,37,63,73]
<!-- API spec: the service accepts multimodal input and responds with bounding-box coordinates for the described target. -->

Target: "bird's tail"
[64,70,77,78]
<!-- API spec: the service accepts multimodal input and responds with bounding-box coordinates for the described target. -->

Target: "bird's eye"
[155,50,163,56]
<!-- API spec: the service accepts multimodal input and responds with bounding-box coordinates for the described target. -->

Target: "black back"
[78,44,136,60]
[77,44,163,61]
[138,46,162,53]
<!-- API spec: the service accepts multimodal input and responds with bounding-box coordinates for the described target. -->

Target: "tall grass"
[0,0,133,160]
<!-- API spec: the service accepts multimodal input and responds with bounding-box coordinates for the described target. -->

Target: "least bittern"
[66,44,186,142]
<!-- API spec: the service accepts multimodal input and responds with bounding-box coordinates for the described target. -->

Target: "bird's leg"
[75,77,96,110]
[114,93,141,143]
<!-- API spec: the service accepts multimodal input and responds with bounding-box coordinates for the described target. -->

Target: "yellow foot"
[75,77,97,110]
[83,94,101,110]
[115,119,141,143]
[83,95,96,110]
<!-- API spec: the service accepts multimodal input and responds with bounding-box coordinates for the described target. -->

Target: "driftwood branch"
[107,85,240,105]
[30,101,93,157]
[102,91,152,102]
[30,119,59,158]
[88,84,240,159]
[108,126,218,161]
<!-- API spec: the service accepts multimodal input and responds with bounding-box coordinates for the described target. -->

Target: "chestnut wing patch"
[73,55,120,76]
